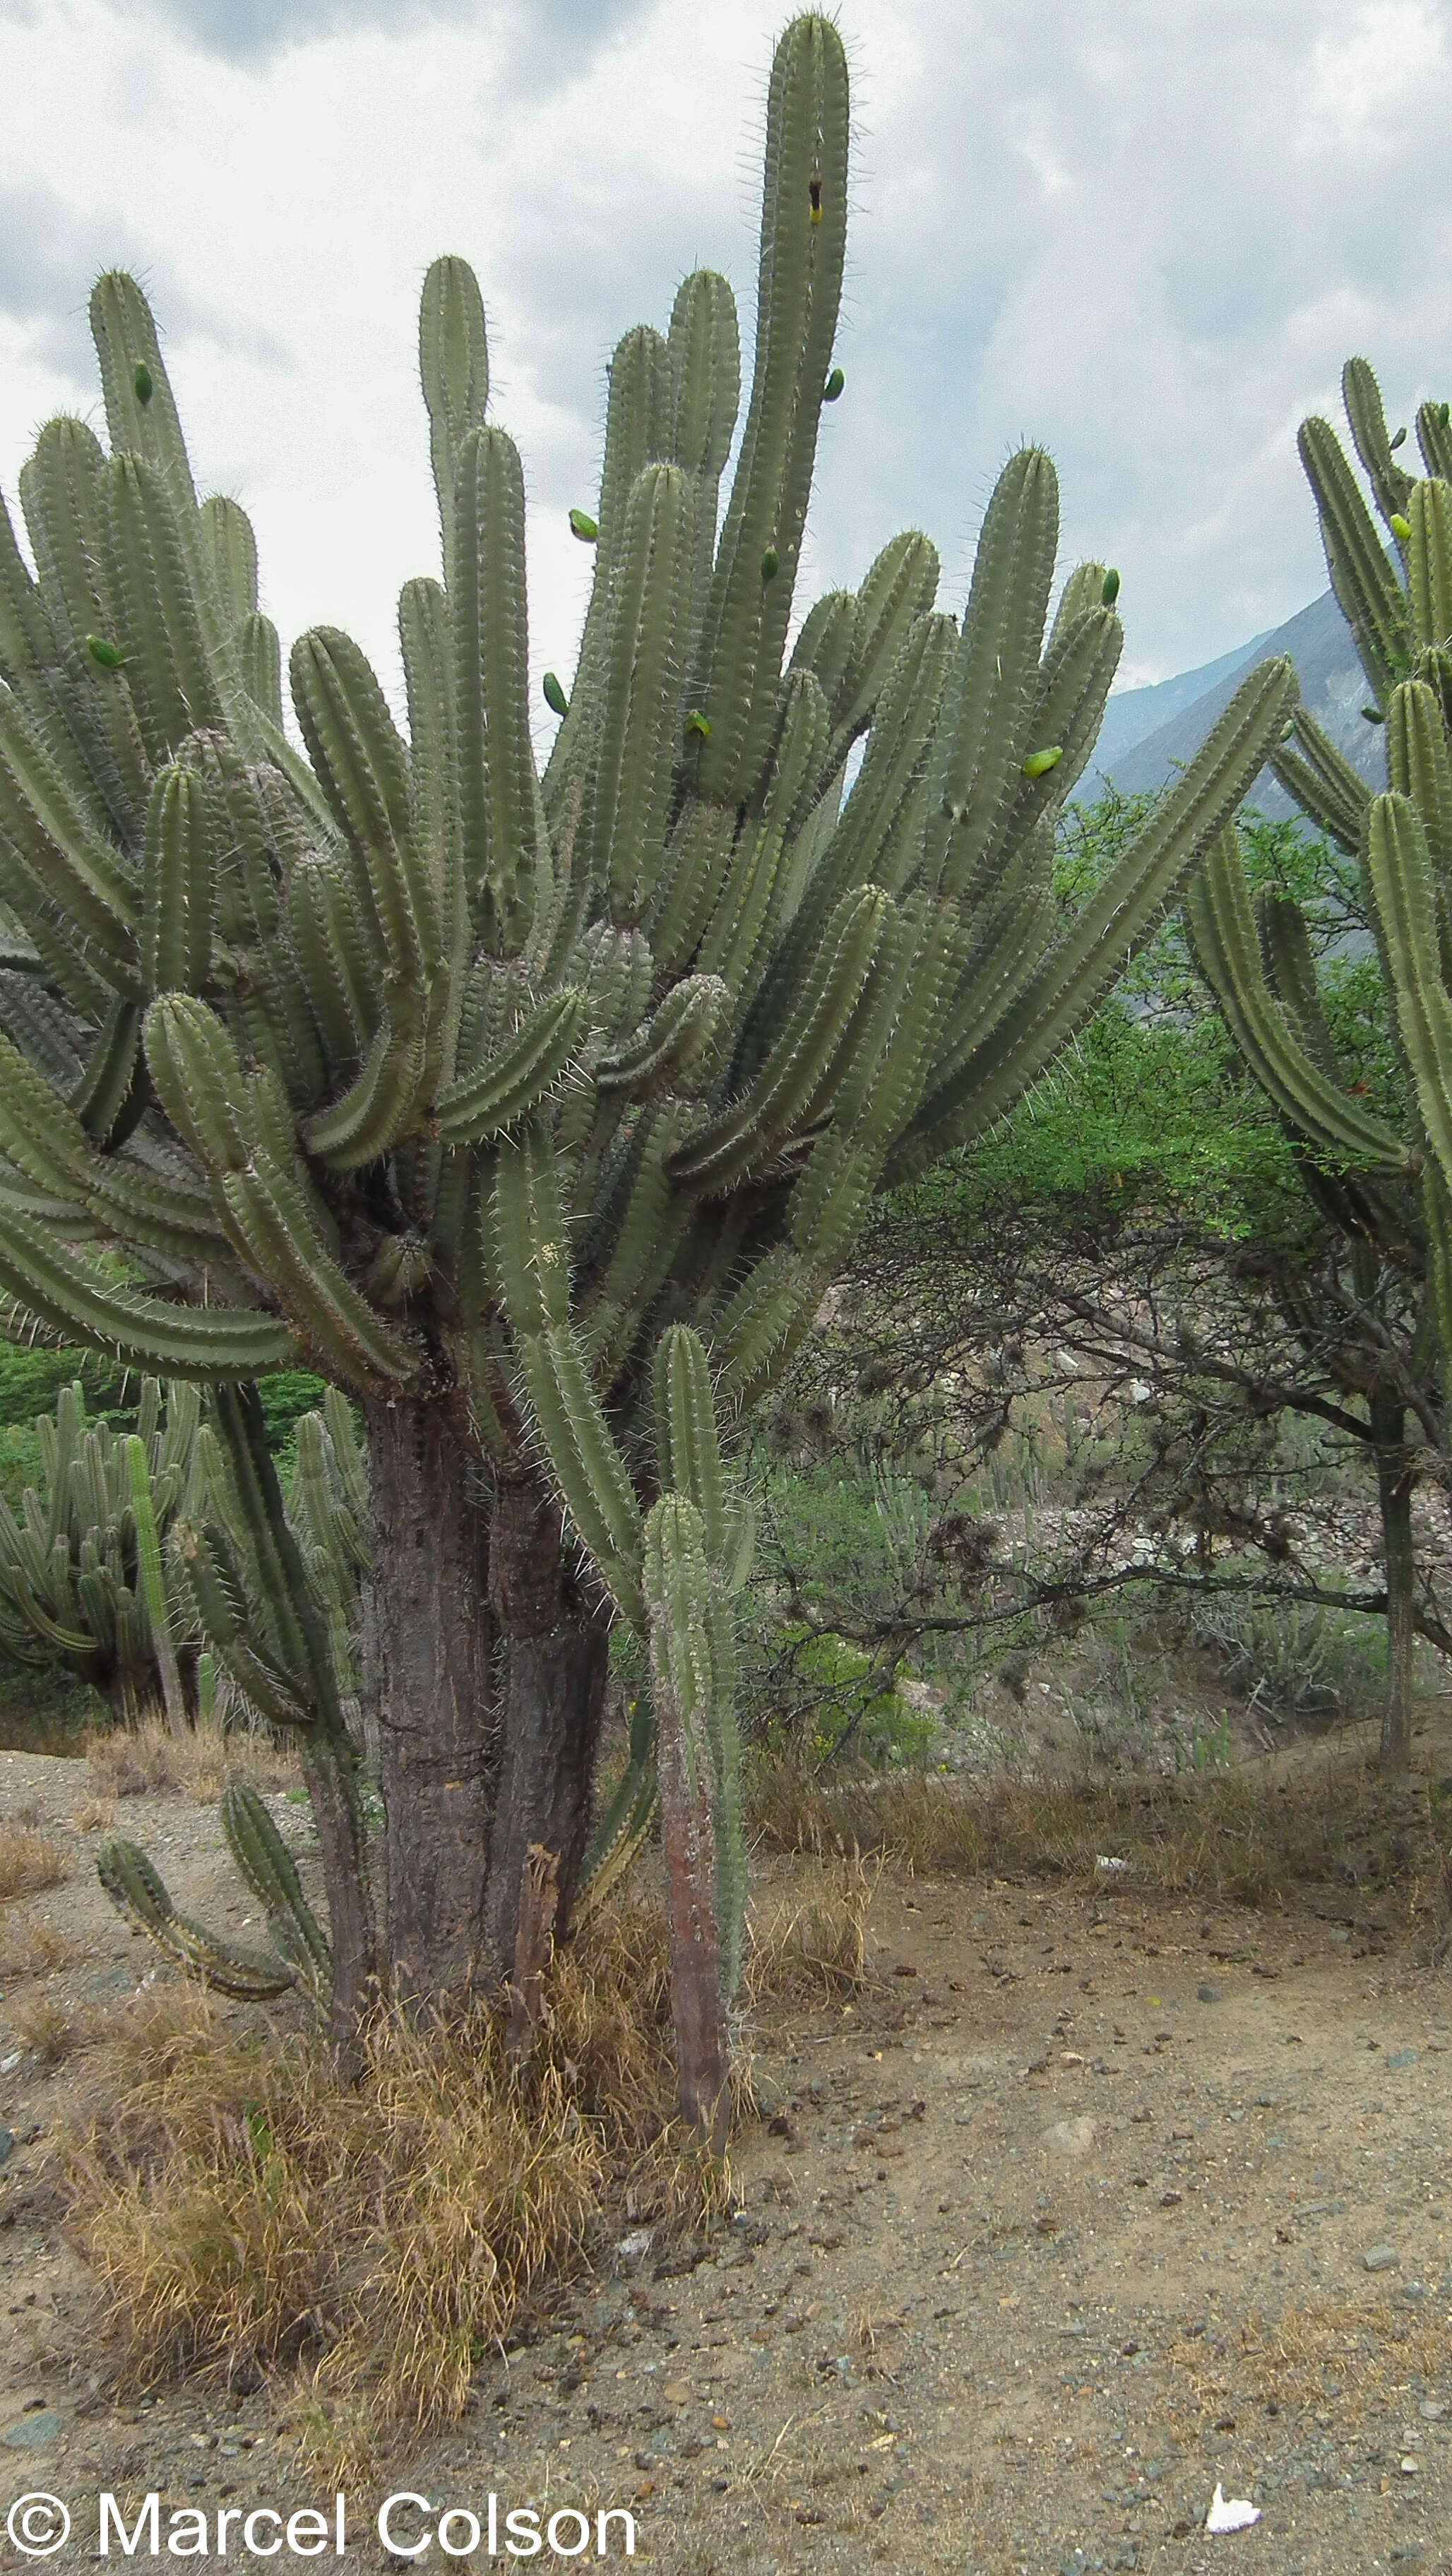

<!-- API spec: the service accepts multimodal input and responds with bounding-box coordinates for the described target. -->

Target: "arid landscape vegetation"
[3,10,1452,2572]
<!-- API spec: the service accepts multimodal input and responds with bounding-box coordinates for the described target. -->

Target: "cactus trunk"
[364,1393,497,2000]
[1371,1385,1416,1778]
[478,1468,612,1990]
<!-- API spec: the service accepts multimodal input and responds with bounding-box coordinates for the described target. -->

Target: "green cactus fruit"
[823,367,845,401]
[1101,567,1120,606]
[542,669,569,717]
[86,633,126,669]
[133,363,153,406]
[1391,513,1412,541]
[1022,745,1064,778]
[761,547,780,580]
[686,709,710,737]
[1391,425,1408,450]
[1363,704,1386,724]
[569,507,599,542]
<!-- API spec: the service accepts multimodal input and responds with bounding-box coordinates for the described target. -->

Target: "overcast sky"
[1,0,1448,739]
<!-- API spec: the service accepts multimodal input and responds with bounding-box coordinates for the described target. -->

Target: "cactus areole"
[0,18,1293,2130]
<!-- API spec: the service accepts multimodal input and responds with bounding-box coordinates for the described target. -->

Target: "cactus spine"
[0,18,1294,2123]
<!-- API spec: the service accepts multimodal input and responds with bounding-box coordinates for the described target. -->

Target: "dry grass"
[1165,2296,1452,2442]
[11,1994,81,2066]
[750,1752,1428,1908]
[84,1716,299,1805]
[0,1916,81,1985]
[747,1852,881,2003]
[0,1822,71,1898]
[71,1793,117,1835]
[66,1897,729,2441]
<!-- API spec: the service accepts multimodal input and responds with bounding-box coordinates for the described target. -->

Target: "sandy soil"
[2,1740,1451,2575]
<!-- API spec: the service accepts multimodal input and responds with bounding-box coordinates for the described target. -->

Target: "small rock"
[1400,2455,1418,2475]
[1328,1928,1352,1945]
[1420,2399,1444,2421]
[1,2409,65,2451]
[0,2126,15,2169]
[1386,2048,1417,2071]
[617,2229,654,2262]
[1196,1983,1220,2004]
[1045,2116,1096,2159]
[1364,2246,1400,2273]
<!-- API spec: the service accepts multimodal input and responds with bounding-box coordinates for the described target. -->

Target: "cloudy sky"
[1,0,1448,737]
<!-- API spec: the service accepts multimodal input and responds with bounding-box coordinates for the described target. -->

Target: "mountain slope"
[1086,586,1386,821]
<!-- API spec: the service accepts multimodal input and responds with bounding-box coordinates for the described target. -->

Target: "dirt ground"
[2,1737,1451,2576]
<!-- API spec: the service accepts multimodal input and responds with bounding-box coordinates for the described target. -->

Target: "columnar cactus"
[0,16,1295,2121]
[0,1376,200,1722]
[1185,357,1452,1772]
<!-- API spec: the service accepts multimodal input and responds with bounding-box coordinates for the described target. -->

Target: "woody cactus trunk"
[1186,360,1452,1775]
[0,16,1293,2133]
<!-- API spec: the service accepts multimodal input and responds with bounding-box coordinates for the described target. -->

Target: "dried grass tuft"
[751,1753,1425,1908]
[0,1823,71,1900]
[83,1716,299,1806]
[0,1916,81,1985]
[747,1852,880,2003]
[66,1895,728,2437]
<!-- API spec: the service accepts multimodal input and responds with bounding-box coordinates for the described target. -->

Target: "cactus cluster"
[0,1376,199,1724]
[1184,357,1452,1770]
[0,15,1296,2122]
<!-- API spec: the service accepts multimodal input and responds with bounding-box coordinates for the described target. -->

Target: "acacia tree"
[0,17,1294,2128]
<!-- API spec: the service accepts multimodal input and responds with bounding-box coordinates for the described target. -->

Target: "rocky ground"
[1,1732,1451,2574]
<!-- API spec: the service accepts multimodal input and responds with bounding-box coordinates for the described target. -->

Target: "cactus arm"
[451,424,539,956]
[124,1432,188,1736]
[667,885,895,1193]
[0,696,141,985]
[595,975,730,1102]
[433,988,590,1146]
[0,1216,294,1376]
[1387,679,1452,882]
[1186,833,1410,1171]
[218,1151,417,1393]
[1298,413,1410,700]
[290,626,440,983]
[419,254,490,583]
[1268,704,1371,857]
[1366,790,1452,1197]
[1417,399,1452,482]
[198,494,259,626]
[920,447,1061,896]
[572,1693,659,1928]
[1343,356,1416,523]
[220,1780,332,1991]
[1408,475,1452,660]
[97,1836,300,1998]
[894,655,1300,1171]
[301,993,432,1170]
[142,761,212,996]
[645,1494,732,2142]
[585,460,698,927]
[692,16,850,807]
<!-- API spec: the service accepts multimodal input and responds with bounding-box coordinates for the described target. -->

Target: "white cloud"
[1,0,1448,732]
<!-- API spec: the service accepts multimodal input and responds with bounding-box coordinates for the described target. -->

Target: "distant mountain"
[1082,585,1387,822]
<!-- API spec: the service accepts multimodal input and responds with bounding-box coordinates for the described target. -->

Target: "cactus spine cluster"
[0,1376,199,1721]
[1185,357,1452,1771]
[0,16,1295,2125]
